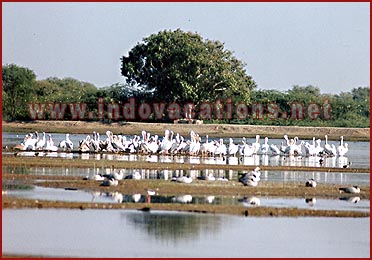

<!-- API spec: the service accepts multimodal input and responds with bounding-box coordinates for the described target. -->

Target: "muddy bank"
[3,120,370,141]
[3,156,370,173]
[2,173,370,218]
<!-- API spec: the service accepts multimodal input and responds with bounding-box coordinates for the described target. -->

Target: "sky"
[2,2,370,94]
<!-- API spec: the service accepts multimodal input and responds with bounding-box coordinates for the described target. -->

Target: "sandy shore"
[2,120,370,141]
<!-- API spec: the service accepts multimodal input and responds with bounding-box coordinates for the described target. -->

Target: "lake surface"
[4,185,370,213]
[3,132,370,168]
[2,209,370,257]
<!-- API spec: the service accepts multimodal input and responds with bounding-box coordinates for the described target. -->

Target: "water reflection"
[5,186,369,213]
[2,209,370,257]
[3,165,369,186]
[4,151,361,169]
[123,211,221,243]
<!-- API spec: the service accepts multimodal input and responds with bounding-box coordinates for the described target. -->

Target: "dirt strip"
[2,120,370,141]
[3,156,369,173]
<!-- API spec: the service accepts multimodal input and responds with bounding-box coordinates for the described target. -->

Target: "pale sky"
[2,2,370,94]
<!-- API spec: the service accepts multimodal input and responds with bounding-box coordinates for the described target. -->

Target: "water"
[3,132,370,168]
[2,209,370,257]
[4,186,370,212]
[3,165,370,186]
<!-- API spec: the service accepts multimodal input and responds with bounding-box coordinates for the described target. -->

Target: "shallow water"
[3,164,370,186]
[2,209,370,257]
[4,186,370,213]
[3,132,370,168]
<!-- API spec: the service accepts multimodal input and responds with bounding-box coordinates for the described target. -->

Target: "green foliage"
[121,29,256,105]
[2,64,36,120]
[2,64,369,127]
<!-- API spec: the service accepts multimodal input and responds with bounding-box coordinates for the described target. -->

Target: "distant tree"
[2,64,36,120]
[121,29,256,106]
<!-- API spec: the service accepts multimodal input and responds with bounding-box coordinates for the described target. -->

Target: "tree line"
[2,63,369,127]
[2,29,370,127]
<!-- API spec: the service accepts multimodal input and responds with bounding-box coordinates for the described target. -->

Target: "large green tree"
[2,64,36,120]
[121,29,256,105]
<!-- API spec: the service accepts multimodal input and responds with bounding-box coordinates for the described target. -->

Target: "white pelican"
[45,134,58,152]
[324,135,337,156]
[125,171,141,180]
[241,196,261,207]
[337,136,349,156]
[260,137,269,154]
[305,178,317,187]
[172,195,193,203]
[59,133,73,151]
[100,176,118,186]
[214,138,227,157]
[206,195,215,204]
[239,137,254,157]
[132,193,142,203]
[304,137,316,156]
[189,131,201,156]
[239,174,259,187]
[174,175,193,184]
[269,143,280,156]
[159,130,173,154]
[200,135,212,156]
[252,135,261,155]
[339,186,360,194]
[91,131,101,152]
[305,197,316,206]
[84,173,105,181]
[78,135,91,152]
[24,131,39,150]
[228,138,239,156]
[314,139,324,156]
[35,132,46,150]
[197,173,216,181]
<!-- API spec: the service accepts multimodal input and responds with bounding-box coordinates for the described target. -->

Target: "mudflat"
[2,120,370,141]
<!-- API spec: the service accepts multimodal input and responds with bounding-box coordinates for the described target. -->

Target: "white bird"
[125,171,142,180]
[24,131,39,150]
[305,198,317,206]
[260,137,269,154]
[159,130,173,154]
[269,143,280,155]
[252,135,261,155]
[228,138,239,156]
[239,174,259,187]
[198,173,216,181]
[189,131,201,156]
[132,193,142,203]
[100,177,118,186]
[324,135,337,156]
[35,132,46,150]
[239,137,254,157]
[241,196,260,206]
[174,176,193,184]
[59,133,73,151]
[339,186,360,194]
[314,139,324,156]
[337,136,349,156]
[45,134,58,152]
[214,138,227,157]
[304,137,316,156]
[305,178,317,187]
[206,195,215,204]
[172,195,193,203]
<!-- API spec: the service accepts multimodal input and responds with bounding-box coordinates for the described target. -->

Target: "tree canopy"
[121,29,256,105]
[2,64,36,120]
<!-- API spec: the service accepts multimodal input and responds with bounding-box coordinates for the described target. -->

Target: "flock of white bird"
[14,130,350,159]
[13,129,359,201]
